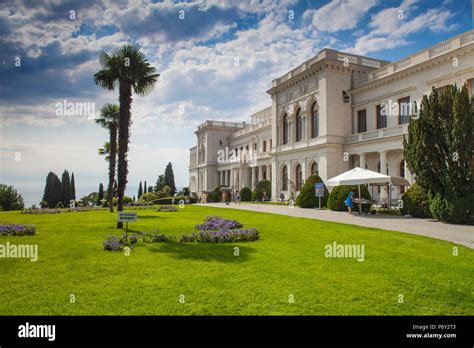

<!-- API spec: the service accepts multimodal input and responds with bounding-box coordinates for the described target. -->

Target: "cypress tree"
[98,183,104,206]
[70,173,76,201]
[61,170,71,206]
[155,175,165,192]
[138,181,143,198]
[144,180,147,194]
[403,85,474,223]
[42,172,55,208]
[164,162,176,195]
[148,186,153,193]
[51,174,62,208]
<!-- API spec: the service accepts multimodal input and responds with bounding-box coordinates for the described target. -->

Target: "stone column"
[359,153,366,169]
[251,166,255,189]
[379,151,388,200]
[267,164,271,182]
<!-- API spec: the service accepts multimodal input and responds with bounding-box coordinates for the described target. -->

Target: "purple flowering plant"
[0,224,36,236]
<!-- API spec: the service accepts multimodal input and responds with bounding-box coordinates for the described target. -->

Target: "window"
[310,162,318,175]
[400,160,406,194]
[296,108,302,142]
[282,114,289,144]
[376,104,387,129]
[282,166,288,191]
[467,79,474,98]
[311,102,319,138]
[263,140,267,152]
[295,164,302,191]
[270,139,272,149]
[398,97,410,125]
[254,143,257,151]
[434,85,448,96]
[357,109,367,133]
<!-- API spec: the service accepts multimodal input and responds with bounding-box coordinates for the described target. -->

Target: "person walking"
[279,192,285,205]
[235,190,241,204]
[262,191,267,203]
[345,188,356,214]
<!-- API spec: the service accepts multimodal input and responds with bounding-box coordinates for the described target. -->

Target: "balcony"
[345,124,408,144]
[233,118,271,137]
[352,29,474,88]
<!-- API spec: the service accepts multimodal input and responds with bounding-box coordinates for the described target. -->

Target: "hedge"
[295,175,329,208]
[327,185,371,212]
[153,196,197,204]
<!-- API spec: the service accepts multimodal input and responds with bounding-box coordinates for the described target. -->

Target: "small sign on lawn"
[315,183,324,197]
[118,212,137,222]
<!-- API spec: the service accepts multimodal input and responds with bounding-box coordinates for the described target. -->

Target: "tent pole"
[358,184,361,215]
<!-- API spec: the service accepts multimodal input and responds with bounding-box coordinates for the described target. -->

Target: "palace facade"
[189,30,474,201]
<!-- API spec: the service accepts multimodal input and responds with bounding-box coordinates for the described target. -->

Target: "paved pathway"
[205,203,474,249]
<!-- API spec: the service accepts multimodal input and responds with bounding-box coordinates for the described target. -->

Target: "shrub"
[0,184,25,211]
[240,187,252,201]
[295,175,329,208]
[103,232,139,251]
[55,202,64,208]
[327,185,371,212]
[212,186,223,203]
[400,183,431,218]
[429,193,473,224]
[0,224,36,236]
[252,180,271,201]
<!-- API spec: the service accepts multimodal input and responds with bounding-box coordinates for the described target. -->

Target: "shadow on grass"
[150,242,256,263]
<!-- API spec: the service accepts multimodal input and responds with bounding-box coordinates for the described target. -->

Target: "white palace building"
[189,30,474,201]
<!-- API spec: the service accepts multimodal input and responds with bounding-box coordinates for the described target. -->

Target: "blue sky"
[0,0,472,206]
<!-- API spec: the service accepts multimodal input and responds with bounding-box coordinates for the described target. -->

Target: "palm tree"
[95,104,119,213]
[94,44,159,228]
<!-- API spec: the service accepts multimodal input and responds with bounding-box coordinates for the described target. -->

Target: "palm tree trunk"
[117,81,132,228]
[108,124,117,213]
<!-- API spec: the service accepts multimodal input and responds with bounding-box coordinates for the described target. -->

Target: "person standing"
[345,188,356,214]
[235,190,241,204]
[262,191,267,203]
[279,192,285,205]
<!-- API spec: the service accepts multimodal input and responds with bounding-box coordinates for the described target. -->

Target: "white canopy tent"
[327,167,410,213]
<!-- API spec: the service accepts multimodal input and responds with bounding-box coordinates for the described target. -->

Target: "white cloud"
[305,0,378,32]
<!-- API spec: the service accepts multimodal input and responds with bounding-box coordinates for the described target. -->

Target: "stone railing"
[353,29,474,88]
[346,124,407,144]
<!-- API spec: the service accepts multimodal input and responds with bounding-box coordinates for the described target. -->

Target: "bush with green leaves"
[0,184,25,211]
[252,180,271,201]
[399,183,431,218]
[154,196,197,205]
[429,193,473,224]
[327,185,371,212]
[240,187,252,201]
[295,175,329,208]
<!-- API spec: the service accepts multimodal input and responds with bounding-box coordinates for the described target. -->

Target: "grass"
[0,205,472,315]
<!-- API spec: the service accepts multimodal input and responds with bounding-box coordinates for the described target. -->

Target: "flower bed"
[195,215,242,230]
[22,207,106,214]
[0,224,36,236]
[157,205,177,212]
[103,232,139,251]
[180,228,258,243]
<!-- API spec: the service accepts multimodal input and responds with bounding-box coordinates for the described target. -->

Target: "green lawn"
[0,205,472,315]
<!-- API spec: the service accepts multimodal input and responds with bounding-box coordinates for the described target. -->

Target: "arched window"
[400,159,406,194]
[282,165,288,191]
[282,114,289,144]
[296,108,302,142]
[311,102,319,138]
[295,164,302,191]
[311,162,318,175]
